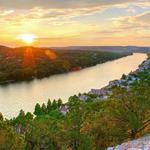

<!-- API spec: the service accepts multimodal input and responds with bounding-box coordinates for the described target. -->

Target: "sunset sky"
[0,0,150,47]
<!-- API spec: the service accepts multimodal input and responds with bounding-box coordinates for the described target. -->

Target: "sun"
[18,34,36,44]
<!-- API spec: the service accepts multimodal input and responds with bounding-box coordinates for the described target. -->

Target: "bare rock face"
[107,135,150,150]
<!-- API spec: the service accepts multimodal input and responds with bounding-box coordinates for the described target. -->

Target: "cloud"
[134,0,150,8]
[30,7,103,19]
[0,10,14,16]
[0,0,137,9]
[134,11,150,24]
[0,7,103,26]
[0,0,137,24]
[0,0,149,26]
[112,11,150,31]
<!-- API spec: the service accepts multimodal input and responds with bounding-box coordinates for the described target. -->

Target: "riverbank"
[74,53,149,103]
[0,46,130,85]
[0,54,150,150]
[0,53,147,118]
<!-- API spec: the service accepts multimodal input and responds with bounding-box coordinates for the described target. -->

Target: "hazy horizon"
[1,45,150,49]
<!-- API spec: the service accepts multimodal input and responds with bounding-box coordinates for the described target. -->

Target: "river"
[0,53,147,118]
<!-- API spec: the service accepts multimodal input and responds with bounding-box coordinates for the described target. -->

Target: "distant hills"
[53,46,150,53]
[0,45,149,53]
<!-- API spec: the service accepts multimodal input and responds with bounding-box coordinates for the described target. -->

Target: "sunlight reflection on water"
[0,53,147,118]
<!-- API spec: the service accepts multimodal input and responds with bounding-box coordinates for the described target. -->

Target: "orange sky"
[0,0,149,47]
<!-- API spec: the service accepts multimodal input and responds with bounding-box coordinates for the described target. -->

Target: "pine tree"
[47,99,52,112]
[58,99,62,107]
[52,100,58,110]
[41,103,47,115]
[34,103,42,116]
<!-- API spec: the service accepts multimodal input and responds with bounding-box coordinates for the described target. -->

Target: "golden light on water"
[18,34,36,44]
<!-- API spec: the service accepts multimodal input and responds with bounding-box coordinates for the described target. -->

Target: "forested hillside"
[0,46,129,84]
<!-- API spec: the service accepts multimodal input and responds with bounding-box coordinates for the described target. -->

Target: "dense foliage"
[0,46,130,84]
[0,67,150,150]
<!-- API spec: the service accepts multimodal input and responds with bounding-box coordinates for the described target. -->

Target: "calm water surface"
[0,53,147,118]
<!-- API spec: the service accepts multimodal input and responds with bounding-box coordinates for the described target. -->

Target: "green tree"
[25,117,64,150]
[25,112,34,121]
[0,112,3,121]
[52,100,58,110]
[109,86,150,139]
[41,103,47,115]
[0,122,25,150]
[34,103,42,116]
[65,97,86,149]
[58,99,62,108]
[47,99,52,113]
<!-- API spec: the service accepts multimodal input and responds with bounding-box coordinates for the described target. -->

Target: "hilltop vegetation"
[0,59,150,150]
[0,46,130,84]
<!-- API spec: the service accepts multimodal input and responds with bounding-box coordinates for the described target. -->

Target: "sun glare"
[18,34,36,44]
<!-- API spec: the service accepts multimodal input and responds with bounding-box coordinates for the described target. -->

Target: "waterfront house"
[59,105,69,115]
[79,94,88,101]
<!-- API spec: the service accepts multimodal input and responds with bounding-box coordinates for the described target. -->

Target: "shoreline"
[60,53,149,113]
[77,53,149,102]
[0,52,131,86]
[0,53,147,118]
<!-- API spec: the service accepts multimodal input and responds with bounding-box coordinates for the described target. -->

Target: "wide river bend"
[0,53,147,118]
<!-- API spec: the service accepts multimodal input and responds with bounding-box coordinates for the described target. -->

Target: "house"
[91,88,111,97]
[100,95,108,100]
[16,124,22,134]
[79,94,88,101]
[91,89,101,95]
[91,89,106,96]
[109,80,121,87]
[59,105,69,115]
